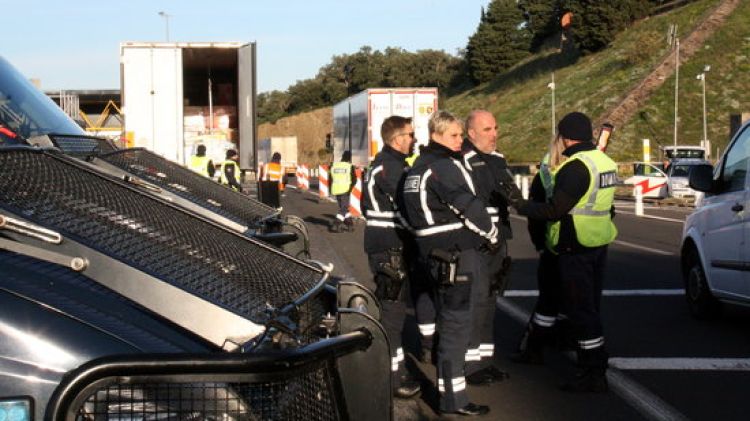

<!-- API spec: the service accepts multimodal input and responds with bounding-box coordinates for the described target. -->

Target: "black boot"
[393,374,421,399]
[561,347,609,393]
[510,323,547,365]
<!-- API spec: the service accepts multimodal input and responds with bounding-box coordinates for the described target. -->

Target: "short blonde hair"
[428,110,463,136]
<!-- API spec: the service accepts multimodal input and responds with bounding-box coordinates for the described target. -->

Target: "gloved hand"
[498,181,526,210]
[479,240,501,255]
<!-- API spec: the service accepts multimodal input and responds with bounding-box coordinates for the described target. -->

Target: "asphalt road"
[281,187,750,421]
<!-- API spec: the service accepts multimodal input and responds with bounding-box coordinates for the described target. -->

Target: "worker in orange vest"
[262,152,285,193]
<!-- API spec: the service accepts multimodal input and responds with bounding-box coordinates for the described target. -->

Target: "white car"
[681,121,750,318]
[624,162,669,199]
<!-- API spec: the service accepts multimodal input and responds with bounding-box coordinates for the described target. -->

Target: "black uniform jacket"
[461,140,513,238]
[397,141,497,254]
[520,142,615,253]
[363,145,410,254]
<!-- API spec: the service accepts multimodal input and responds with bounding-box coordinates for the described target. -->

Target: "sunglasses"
[393,132,415,139]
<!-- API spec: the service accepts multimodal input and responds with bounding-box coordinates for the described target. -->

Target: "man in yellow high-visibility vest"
[219,149,243,192]
[330,150,356,232]
[189,145,215,178]
[502,112,617,393]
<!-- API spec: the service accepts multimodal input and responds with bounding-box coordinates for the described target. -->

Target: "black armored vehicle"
[0,57,389,420]
[0,55,309,259]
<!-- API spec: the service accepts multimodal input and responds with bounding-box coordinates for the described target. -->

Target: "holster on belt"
[429,248,460,286]
[376,248,406,301]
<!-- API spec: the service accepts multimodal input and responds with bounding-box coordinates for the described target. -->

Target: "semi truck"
[258,136,298,175]
[332,88,438,167]
[120,42,258,170]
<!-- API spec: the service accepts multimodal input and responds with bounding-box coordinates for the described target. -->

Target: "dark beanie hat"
[558,112,593,142]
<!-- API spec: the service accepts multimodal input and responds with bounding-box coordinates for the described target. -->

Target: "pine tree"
[518,0,562,50]
[466,0,532,84]
[561,0,649,53]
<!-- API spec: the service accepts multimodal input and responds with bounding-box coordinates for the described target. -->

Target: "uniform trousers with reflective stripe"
[410,258,437,359]
[335,194,350,221]
[426,248,481,412]
[558,246,609,369]
[533,250,562,327]
[368,251,408,388]
[465,245,499,374]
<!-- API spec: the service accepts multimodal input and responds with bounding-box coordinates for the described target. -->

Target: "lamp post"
[548,73,556,140]
[696,65,710,152]
[158,11,171,42]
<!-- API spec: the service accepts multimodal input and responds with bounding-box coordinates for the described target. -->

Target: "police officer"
[511,148,567,365]
[220,149,243,192]
[461,110,512,385]
[399,111,496,416]
[189,144,215,178]
[362,115,420,398]
[330,151,356,232]
[501,111,617,392]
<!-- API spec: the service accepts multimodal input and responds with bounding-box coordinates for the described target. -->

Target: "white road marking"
[504,289,684,297]
[617,211,686,224]
[609,358,750,371]
[612,240,676,256]
[496,298,690,421]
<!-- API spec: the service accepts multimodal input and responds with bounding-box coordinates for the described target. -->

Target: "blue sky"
[3,0,490,93]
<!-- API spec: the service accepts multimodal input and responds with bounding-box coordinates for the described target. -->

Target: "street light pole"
[673,37,679,147]
[548,73,556,140]
[697,65,710,154]
[158,11,171,42]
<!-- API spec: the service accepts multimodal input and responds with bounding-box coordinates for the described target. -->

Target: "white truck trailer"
[332,88,438,167]
[257,136,298,175]
[120,42,258,170]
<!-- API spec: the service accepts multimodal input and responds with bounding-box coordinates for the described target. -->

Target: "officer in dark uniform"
[362,115,420,398]
[398,111,497,416]
[511,152,565,365]
[501,112,617,393]
[220,149,243,192]
[461,110,513,385]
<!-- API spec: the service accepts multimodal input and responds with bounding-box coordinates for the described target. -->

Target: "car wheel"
[683,248,721,319]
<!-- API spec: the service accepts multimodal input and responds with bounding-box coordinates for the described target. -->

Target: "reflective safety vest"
[263,162,285,191]
[189,155,211,177]
[330,161,353,196]
[546,149,618,250]
[220,160,241,186]
[405,153,418,167]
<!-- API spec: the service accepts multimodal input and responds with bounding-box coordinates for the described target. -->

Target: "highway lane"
[505,208,750,421]
[282,188,750,420]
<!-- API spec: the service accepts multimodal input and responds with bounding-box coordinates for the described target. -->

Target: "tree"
[518,0,562,50]
[560,0,650,53]
[466,0,532,84]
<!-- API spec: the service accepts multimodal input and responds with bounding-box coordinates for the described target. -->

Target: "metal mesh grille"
[49,134,118,158]
[0,149,323,326]
[99,149,277,225]
[75,363,339,421]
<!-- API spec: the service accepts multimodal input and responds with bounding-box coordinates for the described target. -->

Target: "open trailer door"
[121,45,184,164]
[237,42,257,171]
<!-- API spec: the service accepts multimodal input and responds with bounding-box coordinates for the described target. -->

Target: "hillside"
[445,0,747,162]
[258,107,332,166]
[262,0,748,164]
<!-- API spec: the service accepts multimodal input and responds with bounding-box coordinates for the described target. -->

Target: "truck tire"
[683,247,721,319]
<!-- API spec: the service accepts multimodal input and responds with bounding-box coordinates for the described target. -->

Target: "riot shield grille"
[0,148,322,327]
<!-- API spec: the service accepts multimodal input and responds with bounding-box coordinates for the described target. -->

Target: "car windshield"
[634,163,665,177]
[670,165,692,178]
[0,56,85,140]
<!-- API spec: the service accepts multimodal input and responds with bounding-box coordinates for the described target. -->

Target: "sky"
[2,0,490,94]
